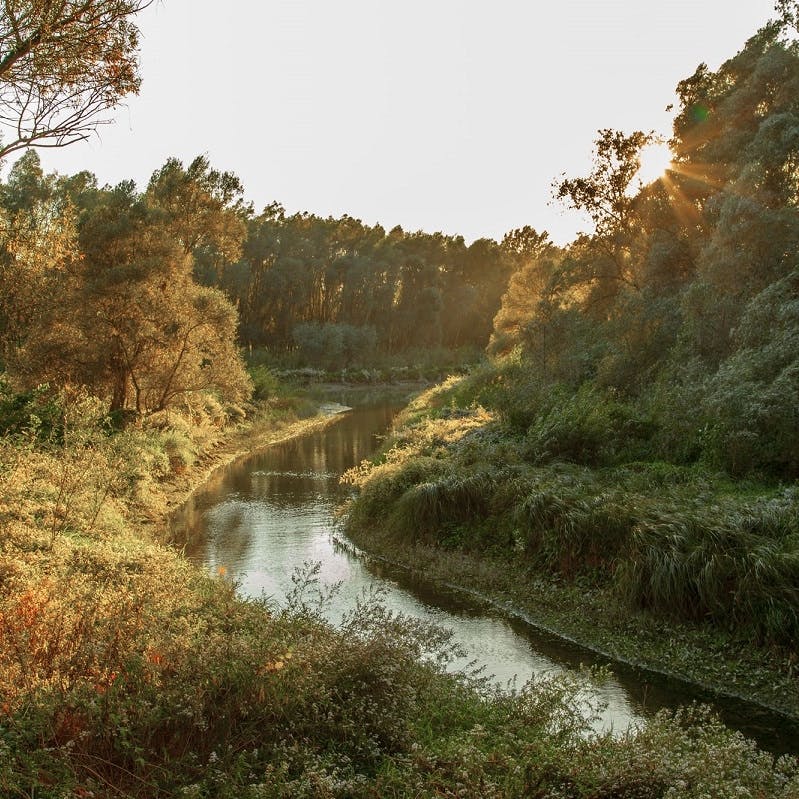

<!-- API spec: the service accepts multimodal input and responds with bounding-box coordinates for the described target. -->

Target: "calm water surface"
[172,400,798,753]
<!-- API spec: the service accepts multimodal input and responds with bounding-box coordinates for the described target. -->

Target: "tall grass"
[394,472,496,538]
[345,372,799,649]
[619,498,799,645]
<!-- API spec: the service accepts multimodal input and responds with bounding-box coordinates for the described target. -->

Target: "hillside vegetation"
[345,19,799,711]
[1,390,797,797]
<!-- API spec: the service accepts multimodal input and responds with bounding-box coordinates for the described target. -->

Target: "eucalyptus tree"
[146,155,250,285]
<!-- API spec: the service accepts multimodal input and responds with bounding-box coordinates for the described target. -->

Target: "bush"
[523,384,653,467]
[249,365,282,401]
[0,378,64,443]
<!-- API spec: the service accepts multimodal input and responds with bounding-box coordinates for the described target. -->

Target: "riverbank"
[342,376,799,726]
[341,529,799,734]
[2,387,798,797]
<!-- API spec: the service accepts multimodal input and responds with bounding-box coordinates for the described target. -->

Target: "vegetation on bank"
[0,384,797,797]
[343,9,799,729]
[343,375,799,716]
[248,344,484,388]
[0,2,798,796]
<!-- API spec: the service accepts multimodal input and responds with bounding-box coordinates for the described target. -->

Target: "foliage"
[146,154,250,281]
[292,322,378,370]
[523,383,653,467]
[479,17,799,483]
[0,377,63,442]
[2,406,797,796]
[345,376,799,648]
[227,206,514,356]
[0,153,252,416]
[0,1,150,160]
[2,6,799,796]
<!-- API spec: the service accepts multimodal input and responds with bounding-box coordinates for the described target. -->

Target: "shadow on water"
[170,397,799,756]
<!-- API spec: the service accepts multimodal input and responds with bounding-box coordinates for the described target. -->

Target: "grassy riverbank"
[343,374,799,722]
[1,382,797,797]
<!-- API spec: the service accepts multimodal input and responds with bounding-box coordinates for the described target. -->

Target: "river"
[171,397,798,754]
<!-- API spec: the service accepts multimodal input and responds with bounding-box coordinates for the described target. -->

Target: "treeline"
[0,154,252,418]
[488,18,799,482]
[215,207,514,358]
[0,153,517,412]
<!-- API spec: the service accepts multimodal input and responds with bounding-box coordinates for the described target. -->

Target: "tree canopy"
[488,16,799,479]
[0,0,150,160]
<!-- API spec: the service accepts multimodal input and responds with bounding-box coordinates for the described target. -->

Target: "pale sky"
[27,0,778,244]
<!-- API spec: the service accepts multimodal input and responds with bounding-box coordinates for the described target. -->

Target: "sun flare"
[637,141,674,185]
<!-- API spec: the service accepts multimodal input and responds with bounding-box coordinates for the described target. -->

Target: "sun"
[636,140,674,185]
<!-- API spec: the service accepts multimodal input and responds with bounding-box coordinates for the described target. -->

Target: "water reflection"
[172,403,798,753]
[174,405,639,733]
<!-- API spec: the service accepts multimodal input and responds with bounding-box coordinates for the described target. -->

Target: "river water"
[172,398,798,754]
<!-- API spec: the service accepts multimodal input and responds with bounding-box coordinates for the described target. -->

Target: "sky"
[26,0,780,245]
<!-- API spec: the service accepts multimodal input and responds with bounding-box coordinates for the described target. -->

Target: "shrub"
[0,378,64,443]
[249,364,282,401]
[393,471,496,540]
[524,384,653,467]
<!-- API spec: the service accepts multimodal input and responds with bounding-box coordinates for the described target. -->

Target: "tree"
[0,1,150,160]
[20,181,251,414]
[554,129,654,306]
[488,228,558,357]
[146,155,249,284]
[0,150,77,366]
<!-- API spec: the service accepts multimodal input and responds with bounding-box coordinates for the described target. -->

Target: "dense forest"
[488,18,799,481]
[2,1,799,797]
[0,150,515,407]
[346,17,799,659]
[221,206,514,359]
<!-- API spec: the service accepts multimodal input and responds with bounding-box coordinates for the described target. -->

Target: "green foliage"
[1,358,797,799]
[523,383,653,467]
[473,22,799,483]
[345,373,799,648]
[0,378,63,442]
[515,480,634,576]
[698,269,799,476]
[292,322,378,370]
[393,471,497,540]
[618,489,799,645]
[249,365,282,401]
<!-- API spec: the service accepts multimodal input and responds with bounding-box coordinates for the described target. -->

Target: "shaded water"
[172,401,799,753]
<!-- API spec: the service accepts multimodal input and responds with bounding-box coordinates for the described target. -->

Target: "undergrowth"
[344,372,799,650]
[0,381,797,796]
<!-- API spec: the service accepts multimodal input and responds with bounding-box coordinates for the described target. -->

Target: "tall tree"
[20,180,251,414]
[146,155,250,285]
[488,228,558,356]
[0,150,76,366]
[553,129,654,310]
